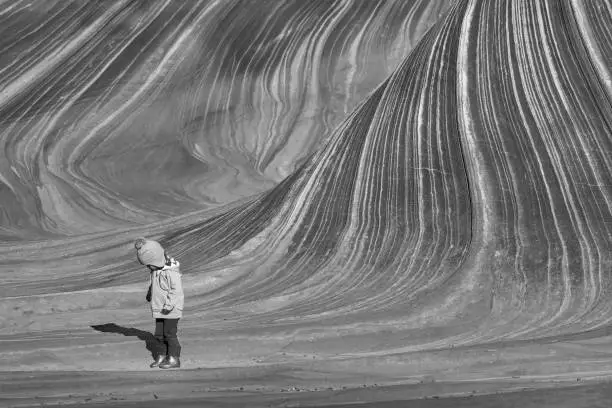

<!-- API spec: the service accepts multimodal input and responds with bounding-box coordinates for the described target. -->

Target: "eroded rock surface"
[1,0,612,405]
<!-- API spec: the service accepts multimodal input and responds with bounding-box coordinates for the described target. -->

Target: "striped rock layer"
[1,0,612,382]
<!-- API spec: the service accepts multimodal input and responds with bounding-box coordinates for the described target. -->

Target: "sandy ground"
[3,370,612,407]
[3,313,612,407]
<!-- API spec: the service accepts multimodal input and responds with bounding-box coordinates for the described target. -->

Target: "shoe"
[149,355,167,368]
[159,356,180,369]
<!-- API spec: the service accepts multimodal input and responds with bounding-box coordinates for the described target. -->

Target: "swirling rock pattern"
[2,0,612,405]
[0,0,447,238]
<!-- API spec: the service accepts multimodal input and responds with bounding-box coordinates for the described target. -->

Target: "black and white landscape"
[2,1,612,406]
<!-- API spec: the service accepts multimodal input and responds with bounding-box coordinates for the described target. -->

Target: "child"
[134,237,184,369]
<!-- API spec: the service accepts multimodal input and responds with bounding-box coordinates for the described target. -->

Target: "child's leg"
[163,318,181,358]
[154,318,168,358]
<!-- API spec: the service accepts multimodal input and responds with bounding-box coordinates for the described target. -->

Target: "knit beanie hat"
[134,238,166,268]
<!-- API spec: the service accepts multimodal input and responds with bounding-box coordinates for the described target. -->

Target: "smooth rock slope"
[1,0,612,406]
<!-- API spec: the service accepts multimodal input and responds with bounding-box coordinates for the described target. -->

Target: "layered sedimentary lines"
[465,0,612,337]
[0,0,447,238]
[1,0,612,383]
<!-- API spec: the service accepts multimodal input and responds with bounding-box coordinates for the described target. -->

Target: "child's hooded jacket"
[149,258,184,319]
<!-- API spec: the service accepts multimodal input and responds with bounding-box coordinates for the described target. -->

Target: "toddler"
[135,237,184,369]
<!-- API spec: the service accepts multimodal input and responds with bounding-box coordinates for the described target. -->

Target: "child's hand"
[161,305,174,315]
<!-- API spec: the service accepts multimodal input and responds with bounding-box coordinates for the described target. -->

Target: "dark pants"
[154,318,181,358]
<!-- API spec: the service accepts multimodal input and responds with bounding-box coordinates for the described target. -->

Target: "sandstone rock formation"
[1,0,612,405]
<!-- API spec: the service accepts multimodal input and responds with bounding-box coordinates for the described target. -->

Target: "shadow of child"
[91,323,159,359]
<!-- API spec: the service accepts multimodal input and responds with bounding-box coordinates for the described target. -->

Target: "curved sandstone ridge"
[1,0,612,395]
[0,0,446,238]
